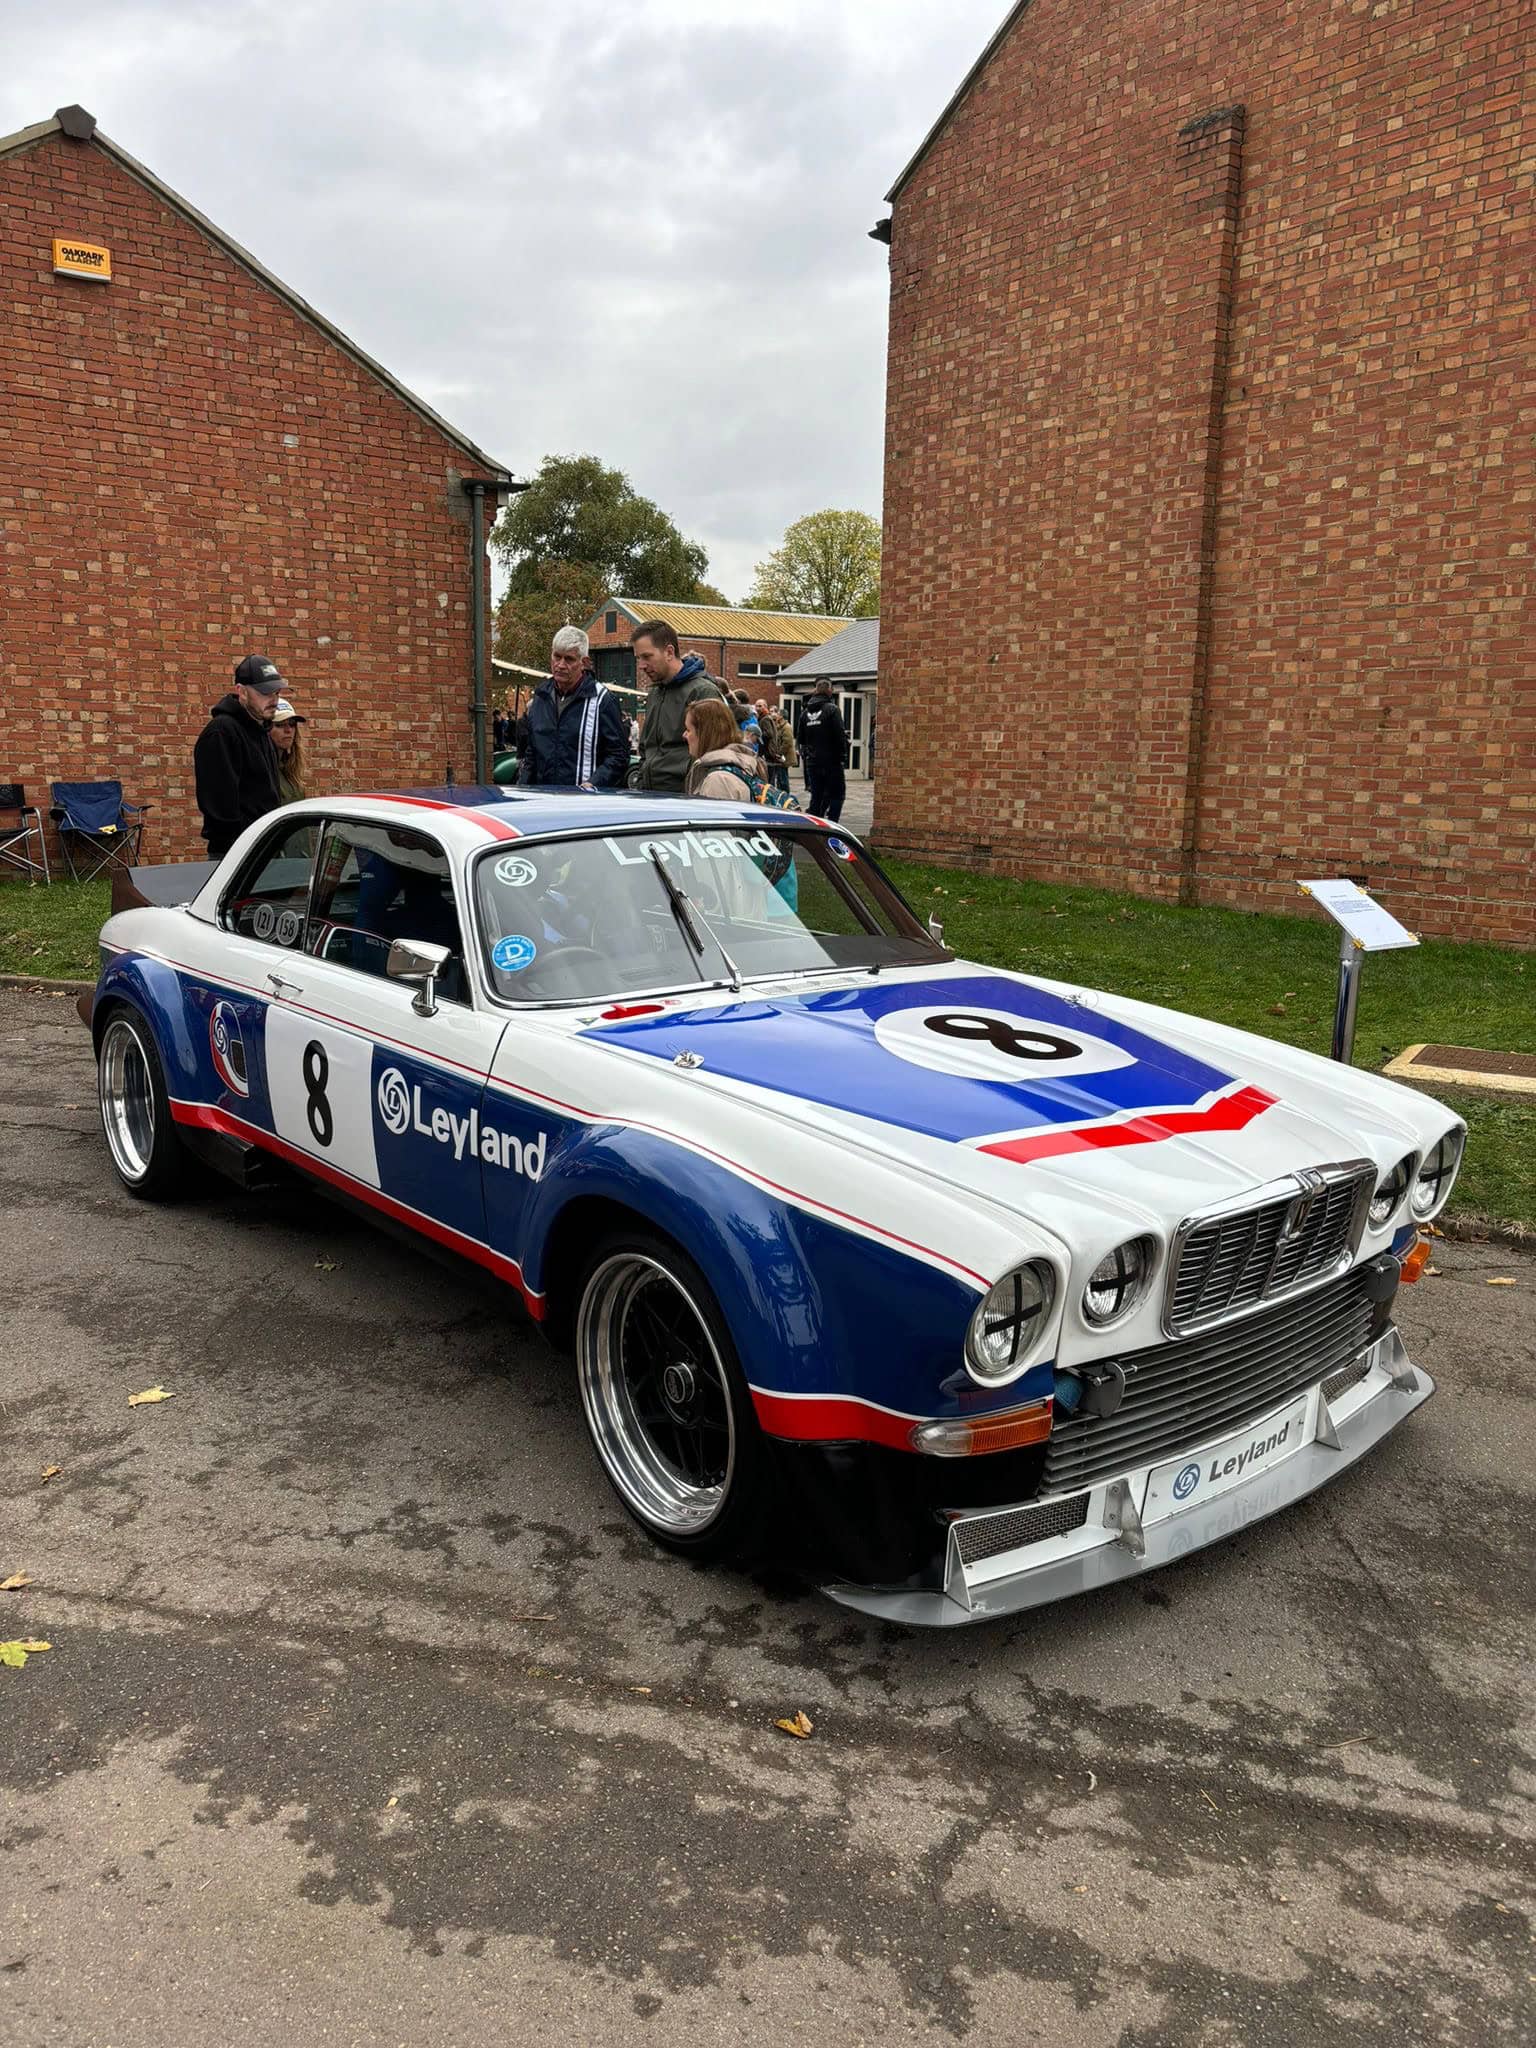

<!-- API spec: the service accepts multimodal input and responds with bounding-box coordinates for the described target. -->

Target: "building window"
[737,662,782,678]
[605,611,617,634]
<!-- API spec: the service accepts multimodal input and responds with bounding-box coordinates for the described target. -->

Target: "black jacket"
[517,672,631,789]
[194,693,281,856]
[797,693,848,771]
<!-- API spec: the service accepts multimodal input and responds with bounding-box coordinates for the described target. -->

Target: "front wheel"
[575,1233,767,1562]
[97,1005,188,1200]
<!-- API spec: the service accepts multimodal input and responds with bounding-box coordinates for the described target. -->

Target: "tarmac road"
[1,985,1532,2046]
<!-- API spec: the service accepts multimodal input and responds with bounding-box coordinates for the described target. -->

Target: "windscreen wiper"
[648,848,742,994]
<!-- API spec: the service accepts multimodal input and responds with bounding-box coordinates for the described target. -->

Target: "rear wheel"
[575,1233,766,1562]
[97,1005,188,1200]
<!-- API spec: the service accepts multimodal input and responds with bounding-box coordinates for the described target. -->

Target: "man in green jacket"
[631,620,723,792]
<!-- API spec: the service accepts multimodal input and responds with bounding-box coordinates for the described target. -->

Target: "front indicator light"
[1399,1237,1432,1284]
[910,1400,1054,1458]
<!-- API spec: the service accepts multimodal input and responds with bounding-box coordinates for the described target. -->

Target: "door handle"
[265,970,302,996]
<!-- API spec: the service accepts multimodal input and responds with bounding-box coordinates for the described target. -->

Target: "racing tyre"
[575,1231,767,1563]
[97,1004,189,1201]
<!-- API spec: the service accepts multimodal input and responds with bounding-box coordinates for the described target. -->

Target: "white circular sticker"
[873,1004,1136,1085]
[252,902,276,940]
[494,854,538,888]
[275,907,303,948]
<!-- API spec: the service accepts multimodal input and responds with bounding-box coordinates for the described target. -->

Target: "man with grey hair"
[517,625,630,789]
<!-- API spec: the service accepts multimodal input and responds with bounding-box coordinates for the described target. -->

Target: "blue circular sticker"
[1172,1462,1202,1503]
[491,934,537,974]
[827,837,853,861]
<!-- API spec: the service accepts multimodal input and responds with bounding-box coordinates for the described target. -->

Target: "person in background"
[193,652,283,857]
[632,620,724,791]
[757,698,793,793]
[683,695,764,799]
[732,691,762,754]
[519,626,630,789]
[798,676,848,822]
[268,698,308,804]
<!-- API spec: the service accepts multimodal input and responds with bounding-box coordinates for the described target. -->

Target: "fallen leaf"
[314,1258,339,1272]
[1424,1266,1441,1276]
[0,1640,52,1668]
[1071,1884,1089,1894]
[631,1685,652,1695]
[40,1466,61,1484]
[774,1710,814,1740]
[1268,1003,1287,1016]
[128,1386,175,1406]
[0,1575,31,1592]
[385,1796,398,1808]
[1487,1278,1516,1287]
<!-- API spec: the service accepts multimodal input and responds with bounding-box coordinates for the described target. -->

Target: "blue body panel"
[94,947,1033,1426]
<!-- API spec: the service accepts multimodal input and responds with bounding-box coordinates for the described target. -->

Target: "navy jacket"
[517,672,631,789]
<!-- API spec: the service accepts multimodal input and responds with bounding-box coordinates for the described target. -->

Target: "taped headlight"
[1081,1236,1156,1328]
[1368,1155,1414,1229]
[1410,1129,1464,1221]
[966,1262,1056,1385]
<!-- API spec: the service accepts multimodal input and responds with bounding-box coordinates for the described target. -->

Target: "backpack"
[709,760,802,814]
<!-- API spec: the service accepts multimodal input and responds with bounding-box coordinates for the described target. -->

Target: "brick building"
[873,0,1532,944]
[1,108,518,864]
[585,597,851,702]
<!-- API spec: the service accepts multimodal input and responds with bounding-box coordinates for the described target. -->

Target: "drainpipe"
[465,481,489,783]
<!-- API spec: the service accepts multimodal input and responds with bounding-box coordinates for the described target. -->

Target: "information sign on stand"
[1297,880,1419,1066]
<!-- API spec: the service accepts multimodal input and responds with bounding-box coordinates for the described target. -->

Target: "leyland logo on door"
[377,1067,546,1177]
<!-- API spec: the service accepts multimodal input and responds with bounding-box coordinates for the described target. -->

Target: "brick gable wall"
[1,133,497,862]
[878,0,1532,943]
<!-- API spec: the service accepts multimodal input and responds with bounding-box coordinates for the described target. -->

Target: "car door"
[259,815,511,1276]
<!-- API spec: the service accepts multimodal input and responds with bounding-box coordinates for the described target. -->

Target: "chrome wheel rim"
[577,1253,735,1535]
[99,1016,157,1183]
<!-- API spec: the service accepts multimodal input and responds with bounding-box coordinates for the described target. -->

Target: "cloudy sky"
[6,0,1005,601]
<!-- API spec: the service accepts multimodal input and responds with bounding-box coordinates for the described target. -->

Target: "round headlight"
[966,1261,1056,1385]
[1368,1155,1414,1229]
[1081,1236,1156,1327]
[1410,1129,1464,1221]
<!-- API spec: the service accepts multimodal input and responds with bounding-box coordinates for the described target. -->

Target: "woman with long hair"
[269,698,308,804]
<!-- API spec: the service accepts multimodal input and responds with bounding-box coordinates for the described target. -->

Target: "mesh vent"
[954,1492,1090,1567]
[1322,1358,1371,1405]
[1168,1168,1371,1333]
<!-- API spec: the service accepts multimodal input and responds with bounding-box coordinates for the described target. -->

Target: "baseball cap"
[234,654,285,694]
[270,698,306,725]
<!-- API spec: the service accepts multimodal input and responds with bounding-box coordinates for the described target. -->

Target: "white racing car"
[85,786,1462,1623]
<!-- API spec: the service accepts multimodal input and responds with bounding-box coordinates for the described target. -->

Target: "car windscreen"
[474,826,944,1002]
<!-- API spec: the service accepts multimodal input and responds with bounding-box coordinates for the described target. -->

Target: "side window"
[221,816,319,948]
[307,820,467,1004]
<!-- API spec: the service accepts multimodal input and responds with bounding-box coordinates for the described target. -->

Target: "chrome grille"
[1166,1164,1372,1335]
[1044,1269,1373,1493]
[954,1493,1090,1567]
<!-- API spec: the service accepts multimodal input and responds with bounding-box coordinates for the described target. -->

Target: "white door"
[840,692,867,778]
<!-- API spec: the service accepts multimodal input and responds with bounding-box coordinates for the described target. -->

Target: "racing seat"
[49,780,150,883]
[0,784,50,885]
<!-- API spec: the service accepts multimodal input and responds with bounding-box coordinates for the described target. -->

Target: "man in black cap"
[193,654,285,858]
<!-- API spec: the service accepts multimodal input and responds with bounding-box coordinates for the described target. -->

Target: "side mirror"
[387,937,451,1017]
[927,915,945,948]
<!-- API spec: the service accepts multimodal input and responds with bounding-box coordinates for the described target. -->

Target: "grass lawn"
[3,865,1532,1229]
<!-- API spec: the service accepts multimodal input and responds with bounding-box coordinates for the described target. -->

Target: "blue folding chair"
[0,784,50,885]
[49,780,150,882]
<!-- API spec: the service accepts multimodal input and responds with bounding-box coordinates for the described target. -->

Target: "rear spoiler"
[111,860,218,914]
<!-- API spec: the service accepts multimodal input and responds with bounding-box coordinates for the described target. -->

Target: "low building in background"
[775,618,879,781]
[585,598,850,702]
[1,107,518,862]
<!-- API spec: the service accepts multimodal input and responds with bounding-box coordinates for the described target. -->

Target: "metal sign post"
[1298,880,1420,1065]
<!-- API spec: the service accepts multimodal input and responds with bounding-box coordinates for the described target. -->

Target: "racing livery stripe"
[973,1081,1278,1166]
[169,1099,546,1317]
[127,949,992,1294]
[748,1386,1054,1451]
[355,794,521,841]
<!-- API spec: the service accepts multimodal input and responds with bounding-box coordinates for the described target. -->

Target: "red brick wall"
[877,0,1533,944]
[1,132,502,864]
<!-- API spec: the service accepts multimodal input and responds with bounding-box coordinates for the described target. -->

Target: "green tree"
[494,560,609,673]
[492,453,717,603]
[745,509,881,618]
